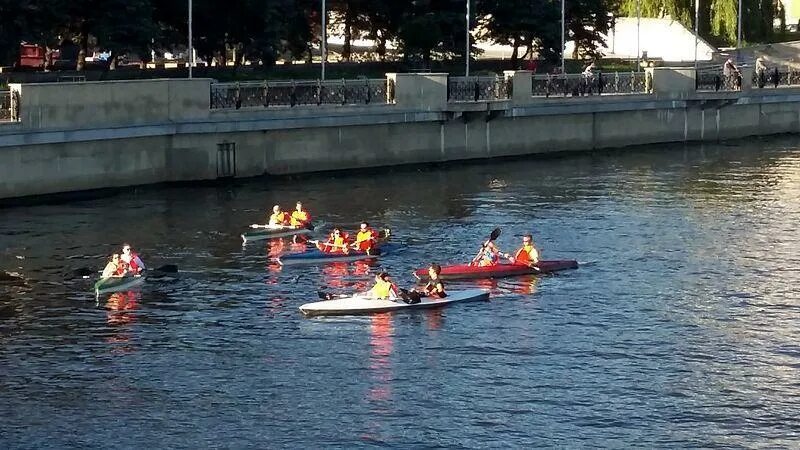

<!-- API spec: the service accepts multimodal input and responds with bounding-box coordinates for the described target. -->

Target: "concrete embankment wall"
[2,71,800,200]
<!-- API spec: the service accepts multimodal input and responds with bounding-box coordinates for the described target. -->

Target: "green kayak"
[94,275,145,294]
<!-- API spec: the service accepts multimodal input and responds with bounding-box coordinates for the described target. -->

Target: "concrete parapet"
[740,67,754,91]
[16,78,212,129]
[504,70,532,105]
[652,67,696,98]
[386,73,448,110]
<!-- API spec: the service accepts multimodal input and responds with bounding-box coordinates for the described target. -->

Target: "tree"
[477,0,561,66]
[566,0,615,59]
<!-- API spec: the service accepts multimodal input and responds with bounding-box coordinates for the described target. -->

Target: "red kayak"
[413,260,578,281]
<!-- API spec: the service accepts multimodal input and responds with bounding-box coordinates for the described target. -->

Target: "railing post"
[290,81,297,107]
[263,81,270,107]
[234,82,242,109]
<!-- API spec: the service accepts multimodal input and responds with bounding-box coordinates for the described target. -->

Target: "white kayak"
[299,288,489,316]
[241,225,313,243]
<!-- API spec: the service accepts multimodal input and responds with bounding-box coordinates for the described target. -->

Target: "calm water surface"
[2,137,800,448]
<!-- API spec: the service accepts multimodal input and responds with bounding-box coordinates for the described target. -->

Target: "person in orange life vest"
[317,228,350,254]
[290,201,312,229]
[120,243,146,274]
[268,205,290,226]
[473,241,501,267]
[504,234,540,266]
[353,221,378,252]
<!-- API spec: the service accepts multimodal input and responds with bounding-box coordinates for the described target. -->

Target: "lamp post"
[321,0,326,80]
[466,0,470,76]
[561,0,565,74]
[188,0,193,78]
[636,0,640,71]
[694,0,699,70]
[737,0,743,61]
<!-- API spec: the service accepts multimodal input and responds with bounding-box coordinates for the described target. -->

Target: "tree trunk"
[376,34,387,61]
[510,37,520,67]
[343,5,353,61]
[109,50,117,70]
[76,28,88,71]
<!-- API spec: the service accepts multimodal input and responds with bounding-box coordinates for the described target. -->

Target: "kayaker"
[472,241,501,267]
[369,272,399,300]
[121,243,146,274]
[505,234,540,267]
[290,201,312,229]
[268,205,290,226]
[353,221,378,252]
[101,254,125,278]
[317,228,350,254]
[401,263,447,303]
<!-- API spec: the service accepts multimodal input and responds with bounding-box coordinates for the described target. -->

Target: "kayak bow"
[413,260,578,281]
[94,275,145,295]
[241,225,313,243]
[299,288,489,316]
[277,243,400,266]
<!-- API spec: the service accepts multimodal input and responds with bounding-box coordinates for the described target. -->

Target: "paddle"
[73,264,178,280]
[317,290,348,300]
[470,227,502,265]
[146,264,179,279]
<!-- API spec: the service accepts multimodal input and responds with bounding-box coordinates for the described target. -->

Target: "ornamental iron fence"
[210,78,389,109]
[531,72,647,98]
[447,76,511,102]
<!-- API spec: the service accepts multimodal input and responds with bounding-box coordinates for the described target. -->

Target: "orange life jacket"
[514,244,538,265]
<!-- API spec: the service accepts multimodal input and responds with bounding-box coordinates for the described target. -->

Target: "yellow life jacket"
[370,280,394,299]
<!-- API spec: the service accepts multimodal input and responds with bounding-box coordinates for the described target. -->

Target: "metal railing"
[447,76,511,102]
[696,68,741,92]
[752,66,800,88]
[210,78,390,109]
[531,72,647,98]
[0,90,19,122]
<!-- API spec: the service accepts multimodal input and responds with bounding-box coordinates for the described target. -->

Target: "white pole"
[636,0,640,71]
[737,0,742,61]
[694,0,699,70]
[188,0,193,78]
[561,0,565,74]
[321,0,326,80]
[466,0,470,76]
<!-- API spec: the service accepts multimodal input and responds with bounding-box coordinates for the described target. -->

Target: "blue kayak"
[277,243,400,266]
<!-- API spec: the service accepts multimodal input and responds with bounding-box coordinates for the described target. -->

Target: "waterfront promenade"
[3,66,800,200]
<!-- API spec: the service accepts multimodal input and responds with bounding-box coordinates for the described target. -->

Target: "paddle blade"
[154,264,178,273]
[489,227,501,241]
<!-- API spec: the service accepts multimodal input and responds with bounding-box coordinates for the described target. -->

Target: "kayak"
[413,260,578,281]
[277,243,400,266]
[241,224,313,243]
[94,275,145,294]
[299,288,489,316]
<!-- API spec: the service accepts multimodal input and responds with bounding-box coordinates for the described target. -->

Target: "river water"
[2,137,800,448]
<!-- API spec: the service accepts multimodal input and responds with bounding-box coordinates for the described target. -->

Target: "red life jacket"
[321,232,349,253]
[354,228,377,251]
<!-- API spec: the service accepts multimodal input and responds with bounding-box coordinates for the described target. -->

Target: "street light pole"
[636,0,640,71]
[561,0,565,74]
[188,0,193,78]
[694,0,699,70]
[466,0,470,76]
[737,0,743,61]
[321,0,326,80]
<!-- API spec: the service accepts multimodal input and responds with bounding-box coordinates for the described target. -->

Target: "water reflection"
[104,291,140,355]
[367,313,394,406]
